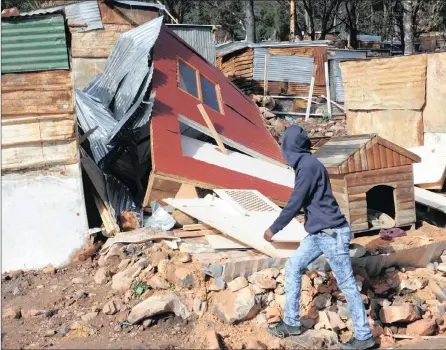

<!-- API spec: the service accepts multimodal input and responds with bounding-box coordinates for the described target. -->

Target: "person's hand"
[264,228,274,242]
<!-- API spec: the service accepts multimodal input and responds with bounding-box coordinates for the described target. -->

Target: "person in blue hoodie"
[265,126,375,350]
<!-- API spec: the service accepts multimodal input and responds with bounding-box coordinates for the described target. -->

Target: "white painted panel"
[2,163,88,272]
[165,194,307,258]
[409,146,446,185]
[424,132,446,148]
[181,135,295,188]
[414,187,446,213]
[206,235,250,250]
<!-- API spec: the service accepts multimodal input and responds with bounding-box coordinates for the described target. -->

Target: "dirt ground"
[1,263,281,350]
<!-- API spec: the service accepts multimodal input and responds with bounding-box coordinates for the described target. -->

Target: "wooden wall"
[343,165,416,232]
[330,175,350,223]
[218,48,254,93]
[1,70,78,171]
[218,45,327,97]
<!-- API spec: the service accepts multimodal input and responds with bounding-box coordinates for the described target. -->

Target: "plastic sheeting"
[143,202,176,231]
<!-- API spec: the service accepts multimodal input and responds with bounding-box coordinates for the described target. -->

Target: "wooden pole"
[263,53,269,98]
[290,0,295,41]
[324,61,332,116]
[157,1,179,24]
[305,64,317,121]
[197,104,229,155]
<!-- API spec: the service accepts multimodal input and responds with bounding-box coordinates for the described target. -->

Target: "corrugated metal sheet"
[358,34,382,42]
[20,1,103,32]
[329,59,344,102]
[167,25,216,65]
[1,14,69,73]
[328,49,367,60]
[216,40,328,56]
[253,48,314,83]
[110,0,165,10]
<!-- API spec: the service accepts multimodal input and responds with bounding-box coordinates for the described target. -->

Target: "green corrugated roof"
[1,13,69,73]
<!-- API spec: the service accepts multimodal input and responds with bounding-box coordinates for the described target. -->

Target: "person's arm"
[269,168,314,235]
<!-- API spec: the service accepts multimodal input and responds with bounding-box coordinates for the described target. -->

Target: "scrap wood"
[78,241,104,262]
[183,224,213,231]
[206,234,250,250]
[305,64,317,121]
[100,227,177,255]
[173,229,220,238]
[93,193,120,237]
[197,103,229,155]
[321,95,345,112]
[393,334,445,340]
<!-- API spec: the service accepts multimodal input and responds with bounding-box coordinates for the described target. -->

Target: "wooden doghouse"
[315,134,421,233]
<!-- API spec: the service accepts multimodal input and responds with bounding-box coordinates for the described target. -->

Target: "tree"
[343,0,360,48]
[159,0,194,23]
[244,0,256,42]
[402,0,416,54]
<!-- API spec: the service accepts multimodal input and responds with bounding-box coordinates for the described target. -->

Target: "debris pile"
[3,236,446,349]
[254,95,347,145]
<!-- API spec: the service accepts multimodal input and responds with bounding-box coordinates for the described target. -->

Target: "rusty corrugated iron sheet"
[1,13,69,73]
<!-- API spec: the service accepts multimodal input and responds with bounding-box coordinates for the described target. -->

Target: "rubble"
[228,277,249,292]
[127,293,190,324]
[407,319,437,336]
[379,304,420,323]
[213,287,260,324]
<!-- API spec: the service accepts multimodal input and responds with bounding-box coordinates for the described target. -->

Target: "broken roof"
[315,134,421,175]
[216,40,329,56]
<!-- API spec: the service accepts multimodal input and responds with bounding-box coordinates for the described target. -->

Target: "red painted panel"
[151,26,292,204]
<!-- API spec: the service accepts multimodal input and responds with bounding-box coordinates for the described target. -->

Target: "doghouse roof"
[315,134,421,175]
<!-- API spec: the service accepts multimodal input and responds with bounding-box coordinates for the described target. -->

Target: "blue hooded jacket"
[269,125,347,235]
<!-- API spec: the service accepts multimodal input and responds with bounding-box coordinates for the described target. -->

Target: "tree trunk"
[346,0,359,49]
[244,0,256,43]
[402,0,414,54]
[289,0,296,41]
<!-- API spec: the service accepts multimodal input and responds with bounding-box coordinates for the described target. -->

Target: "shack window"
[179,60,198,98]
[177,57,223,114]
[200,75,220,112]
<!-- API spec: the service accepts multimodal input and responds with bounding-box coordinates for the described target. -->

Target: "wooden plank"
[385,147,394,167]
[346,165,412,180]
[359,147,368,171]
[197,103,228,155]
[397,201,415,210]
[93,192,119,236]
[347,180,414,195]
[350,208,368,217]
[414,187,446,213]
[324,62,332,116]
[353,151,362,171]
[305,64,317,121]
[263,53,269,97]
[346,172,413,187]
[173,229,219,238]
[348,193,367,202]
[175,184,199,199]
[349,200,367,209]
[392,150,400,167]
[183,224,213,231]
[80,154,108,204]
[331,185,346,194]
[365,143,375,170]
[372,142,381,169]
[206,234,250,250]
[377,136,421,163]
[379,144,388,167]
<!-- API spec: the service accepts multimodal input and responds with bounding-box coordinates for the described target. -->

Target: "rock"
[118,259,131,270]
[44,329,56,337]
[346,319,354,332]
[286,329,338,349]
[266,307,282,324]
[274,119,286,134]
[441,254,446,264]
[102,300,118,315]
[206,329,221,350]
[301,317,316,329]
[21,309,45,319]
[245,339,267,349]
[202,264,223,279]
[259,107,276,119]
[260,96,275,110]
[426,263,436,272]
[438,263,446,273]
[338,304,350,320]
[315,293,332,310]
[428,280,446,302]
[81,312,98,323]
[72,277,85,284]
[256,313,268,326]
[142,318,154,329]
[275,294,286,309]
[43,266,57,275]
[248,270,278,289]
[112,258,148,292]
[180,253,192,263]
[116,311,128,322]
[2,308,21,320]
[228,276,248,292]
[12,287,20,296]
[149,251,169,267]
[318,310,347,332]
[94,267,108,285]
[147,275,170,290]
[407,319,436,336]
[68,321,93,338]
[373,283,391,294]
[192,297,207,317]
[398,278,428,293]
[213,287,260,324]
[380,305,420,323]
[9,270,24,277]
[128,293,190,324]
[74,290,88,299]
[166,266,194,288]
[162,240,179,251]
[208,277,226,292]
[250,284,265,295]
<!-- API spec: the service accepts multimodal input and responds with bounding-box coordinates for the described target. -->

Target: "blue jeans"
[284,225,372,341]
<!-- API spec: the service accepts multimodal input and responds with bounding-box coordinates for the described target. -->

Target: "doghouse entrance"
[366,185,396,228]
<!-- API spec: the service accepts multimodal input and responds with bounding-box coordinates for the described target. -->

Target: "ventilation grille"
[214,189,280,215]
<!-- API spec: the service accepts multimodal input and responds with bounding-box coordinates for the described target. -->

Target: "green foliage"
[132,280,151,298]
[319,111,334,123]
[1,0,36,11]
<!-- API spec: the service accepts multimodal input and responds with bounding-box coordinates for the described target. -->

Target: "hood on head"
[281,125,311,168]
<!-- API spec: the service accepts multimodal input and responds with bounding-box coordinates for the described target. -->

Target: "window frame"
[177,56,224,115]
